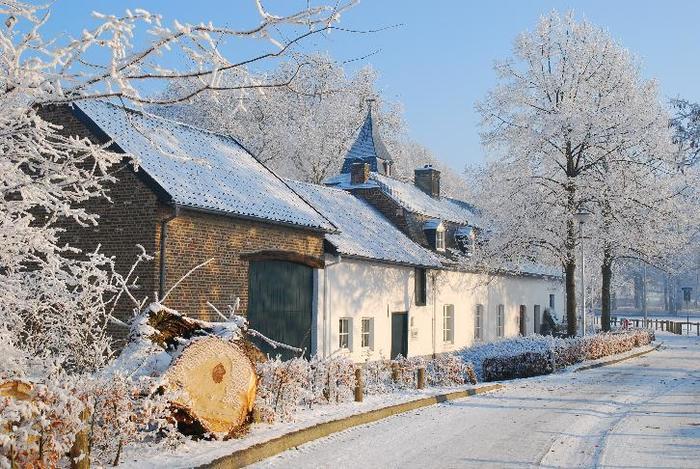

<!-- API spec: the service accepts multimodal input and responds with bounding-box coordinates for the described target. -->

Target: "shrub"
[463,329,655,383]
[483,351,554,381]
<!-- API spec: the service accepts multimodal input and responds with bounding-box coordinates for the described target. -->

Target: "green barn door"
[248,260,313,359]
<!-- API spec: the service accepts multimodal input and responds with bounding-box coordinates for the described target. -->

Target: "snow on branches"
[473,11,697,335]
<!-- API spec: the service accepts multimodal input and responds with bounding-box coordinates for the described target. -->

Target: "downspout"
[431,271,437,358]
[158,206,179,302]
[323,254,342,358]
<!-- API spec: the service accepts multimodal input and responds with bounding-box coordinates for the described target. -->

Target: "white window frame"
[361,317,374,350]
[436,226,446,251]
[497,305,505,338]
[339,318,352,350]
[474,304,483,340]
[443,304,455,343]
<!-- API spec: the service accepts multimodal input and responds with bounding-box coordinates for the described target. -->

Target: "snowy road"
[250,334,700,468]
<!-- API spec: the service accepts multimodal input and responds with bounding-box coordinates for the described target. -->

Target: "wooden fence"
[593,315,700,336]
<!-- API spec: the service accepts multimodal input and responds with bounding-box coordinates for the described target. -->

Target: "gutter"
[159,205,180,301]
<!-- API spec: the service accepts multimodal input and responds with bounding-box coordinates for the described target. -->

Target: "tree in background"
[1,1,358,465]
[155,53,469,193]
[474,11,685,336]
[0,0,353,374]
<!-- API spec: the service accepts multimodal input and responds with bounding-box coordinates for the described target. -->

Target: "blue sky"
[45,1,700,172]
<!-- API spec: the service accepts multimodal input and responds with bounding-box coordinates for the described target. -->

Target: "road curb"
[574,342,662,373]
[201,383,504,468]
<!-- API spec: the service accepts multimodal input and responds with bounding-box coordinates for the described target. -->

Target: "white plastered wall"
[315,257,565,362]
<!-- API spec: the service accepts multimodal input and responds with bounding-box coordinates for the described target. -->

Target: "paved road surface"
[251,334,700,468]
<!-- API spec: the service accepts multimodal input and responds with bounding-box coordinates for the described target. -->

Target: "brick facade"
[157,208,323,320]
[42,104,325,339]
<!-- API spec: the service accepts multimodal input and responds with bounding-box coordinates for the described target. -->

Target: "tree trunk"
[565,258,577,337]
[601,250,613,332]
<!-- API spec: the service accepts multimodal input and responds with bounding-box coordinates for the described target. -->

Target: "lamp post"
[574,210,591,336]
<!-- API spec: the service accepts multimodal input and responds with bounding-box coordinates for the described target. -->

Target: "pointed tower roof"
[341,104,393,174]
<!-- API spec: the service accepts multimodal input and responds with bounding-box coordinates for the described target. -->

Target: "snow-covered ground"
[118,382,484,468]
[251,333,700,468]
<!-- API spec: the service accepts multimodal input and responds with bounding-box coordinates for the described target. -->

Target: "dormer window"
[423,219,446,252]
[455,225,476,256]
[436,228,446,251]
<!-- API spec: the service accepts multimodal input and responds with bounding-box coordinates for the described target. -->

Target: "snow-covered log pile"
[467,329,655,382]
[108,303,261,438]
[255,353,477,423]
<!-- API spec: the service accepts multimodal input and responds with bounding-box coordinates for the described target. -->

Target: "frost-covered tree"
[671,98,700,167]
[156,53,402,183]
[475,11,680,336]
[592,149,698,330]
[0,0,354,376]
[1,0,356,465]
[155,54,469,191]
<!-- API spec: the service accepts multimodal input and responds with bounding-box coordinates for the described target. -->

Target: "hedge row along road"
[250,333,700,468]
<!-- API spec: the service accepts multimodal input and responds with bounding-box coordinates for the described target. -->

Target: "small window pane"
[497,305,505,338]
[436,230,446,251]
[415,268,427,306]
[339,318,350,349]
[361,318,372,348]
[443,305,454,343]
[474,304,483,340]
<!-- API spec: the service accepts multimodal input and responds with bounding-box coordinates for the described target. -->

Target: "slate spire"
[341,100,393,175]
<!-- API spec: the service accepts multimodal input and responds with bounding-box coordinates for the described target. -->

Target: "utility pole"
[642,262,648,327]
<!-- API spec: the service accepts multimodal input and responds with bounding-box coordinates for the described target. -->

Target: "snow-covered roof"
[288,181,442,268]
[75,101,334,232]
[340,108,392,173]
[423,219,444,230]
[326,172,480,226]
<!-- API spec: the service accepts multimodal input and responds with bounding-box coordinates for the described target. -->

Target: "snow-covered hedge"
[255,353,477,423]
[462,329,655,382]
[483,351,555,381]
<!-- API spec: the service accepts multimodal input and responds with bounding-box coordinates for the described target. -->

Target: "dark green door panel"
[248,260,313,360]
[391,312,408,359]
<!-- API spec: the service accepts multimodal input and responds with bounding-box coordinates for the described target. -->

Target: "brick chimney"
[351,162,370,185]
[414,164,441,198]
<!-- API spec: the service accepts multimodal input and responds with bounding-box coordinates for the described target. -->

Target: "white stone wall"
[314,257,565,362]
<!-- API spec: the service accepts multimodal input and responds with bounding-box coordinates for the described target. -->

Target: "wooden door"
[391,312,408,359]
[533,305,541,334]
[248,260,313,359]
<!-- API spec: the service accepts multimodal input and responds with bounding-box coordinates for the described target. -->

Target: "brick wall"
[40,105,160,341]
[43,104,325,335]
[157,208,324,320]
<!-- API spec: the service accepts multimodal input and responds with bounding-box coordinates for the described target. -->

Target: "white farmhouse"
[294,107,566,361]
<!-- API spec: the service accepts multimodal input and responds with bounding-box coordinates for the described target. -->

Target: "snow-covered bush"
[483,351,554,381]
[87,374,182,466]
[0,376,85,468]
[459,335,556,381]
[388,355,424,389]
[255,357,312,423]
[464,329,655,382]
[308,355,355,405]
[426,354,477,386]
[255,354,357,423]
[362,357,394,395]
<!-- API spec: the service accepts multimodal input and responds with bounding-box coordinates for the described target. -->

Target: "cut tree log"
[162,337,257,436]
[0,379,32,400]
